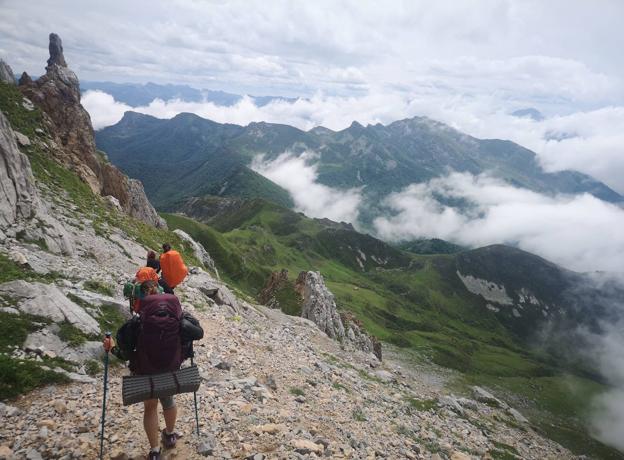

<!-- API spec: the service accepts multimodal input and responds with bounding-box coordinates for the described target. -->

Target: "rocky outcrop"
[173,228,218,276]
[295,271,381,359]
[0,59,15,84]
[259,269,290,307]
[0,111,73,254]
[16,33,164,228]
[47,33,67,68]
[0,280,100,334]
[340,311,382,360]
[295,271,345,340]
[0,112,40,227]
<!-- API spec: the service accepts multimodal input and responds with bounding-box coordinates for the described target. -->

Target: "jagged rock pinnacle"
[18,72,32,86]
[47,33,67,68]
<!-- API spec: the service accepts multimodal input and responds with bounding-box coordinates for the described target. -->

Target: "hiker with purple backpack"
[102,280,203,460]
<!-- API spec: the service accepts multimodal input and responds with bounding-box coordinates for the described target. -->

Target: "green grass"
[84,359,101,376]
[289,387,305,397]
[332,382,350,392]
[406,397,438,412]
[352,407,367,422]
[0,82,44,138]
[0,354,70,400]
[57,321,89,347]
[83,280,115,297]
[0,312,50,351]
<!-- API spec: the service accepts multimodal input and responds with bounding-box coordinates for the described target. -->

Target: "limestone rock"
[126,178,166,228]
[472,386,507,409]
[508,407,529,423]
[296,271,345,340]
[0,280,100,334]
[14,131,30,147]
[174,228,217,275]
[295,270,381,358]
[0,111,40,227]
[291,439,324,454]
[0,59,15,84]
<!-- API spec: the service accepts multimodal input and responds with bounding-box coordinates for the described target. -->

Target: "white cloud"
[250,152,362,224]
[373,172,624,274]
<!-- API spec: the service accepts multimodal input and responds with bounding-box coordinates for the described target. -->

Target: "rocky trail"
[1,291,575,460]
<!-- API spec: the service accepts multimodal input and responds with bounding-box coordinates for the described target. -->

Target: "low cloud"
[373,172,624,274]
[250,152,362,224]
[589,318,624,452]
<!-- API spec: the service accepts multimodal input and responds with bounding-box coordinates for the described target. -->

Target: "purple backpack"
[134,294,183,375]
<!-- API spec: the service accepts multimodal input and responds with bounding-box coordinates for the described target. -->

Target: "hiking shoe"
[161,429,178,449]
[147,450,161,460]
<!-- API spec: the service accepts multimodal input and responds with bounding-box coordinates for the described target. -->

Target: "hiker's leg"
[158,278,174,294]
[161,396,177,432]
[143,399,160,448]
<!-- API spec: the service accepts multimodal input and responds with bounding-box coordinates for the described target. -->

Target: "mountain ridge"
[97,110,623,214]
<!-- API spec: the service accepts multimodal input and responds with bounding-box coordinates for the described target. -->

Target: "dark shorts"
[160,395,175,410]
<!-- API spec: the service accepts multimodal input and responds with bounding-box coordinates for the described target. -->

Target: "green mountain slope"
[162,198,623,458]
[97,112,623,211]
[96,112,292,208]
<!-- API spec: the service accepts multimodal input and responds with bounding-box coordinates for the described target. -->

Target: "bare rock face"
[0,111,39,226]
[295,271,382,359]
[17,33,165,228]
[296,271,345,341]
[173,228,218,276]
[0,111,73,254]
[126,178,166,228]
[0,59,15,84]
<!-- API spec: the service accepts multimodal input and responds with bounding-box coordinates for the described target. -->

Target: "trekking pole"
[190,347,200,437]
[99,332,111,460]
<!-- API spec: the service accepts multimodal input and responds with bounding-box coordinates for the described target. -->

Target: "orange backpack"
[160,250,188,288]
[135,266,159,283]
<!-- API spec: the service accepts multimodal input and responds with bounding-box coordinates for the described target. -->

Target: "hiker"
[159,243,188,294]
[130,265,161,313]
[104,280,183,459]
[146,250,160,273]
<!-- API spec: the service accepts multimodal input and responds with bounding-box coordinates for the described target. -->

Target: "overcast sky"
[1,0,623,104]
[1,0,624,195]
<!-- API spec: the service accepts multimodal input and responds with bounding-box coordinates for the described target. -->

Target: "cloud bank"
[251,152,362,224]
[372,172,624,274]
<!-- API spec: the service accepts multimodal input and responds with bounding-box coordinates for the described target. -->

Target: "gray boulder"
[0,280,100,334]
[24,327,103,363]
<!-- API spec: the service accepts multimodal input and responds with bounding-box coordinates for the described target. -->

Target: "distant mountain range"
[96,111,623,214]
[81,81,297,107]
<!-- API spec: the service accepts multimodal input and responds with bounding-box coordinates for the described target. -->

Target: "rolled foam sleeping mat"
[122,365,201,406]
